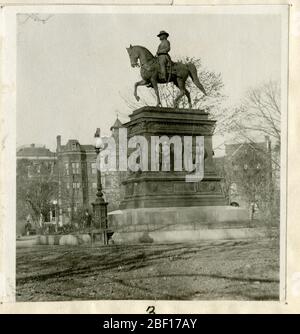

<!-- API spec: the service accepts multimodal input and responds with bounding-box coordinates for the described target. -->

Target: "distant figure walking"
[249,202,258,221]
[25,214,32,236]
[84,210,92,229]
[39,213,44,234]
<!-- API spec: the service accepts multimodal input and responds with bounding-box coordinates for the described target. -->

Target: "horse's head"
[126,45,140,68]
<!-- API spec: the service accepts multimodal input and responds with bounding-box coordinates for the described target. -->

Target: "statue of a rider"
[126,31,207,107]
[156,30,171,81]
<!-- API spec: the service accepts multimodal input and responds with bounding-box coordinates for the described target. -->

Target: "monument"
[120,106,226,209]
[108,33,262,243]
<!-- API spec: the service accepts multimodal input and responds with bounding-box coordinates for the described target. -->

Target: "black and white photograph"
[0,3,292,308]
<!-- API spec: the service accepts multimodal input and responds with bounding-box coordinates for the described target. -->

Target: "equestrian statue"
[126,30,207,108]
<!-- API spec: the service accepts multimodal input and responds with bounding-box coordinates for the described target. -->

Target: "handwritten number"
[146,306,155,314]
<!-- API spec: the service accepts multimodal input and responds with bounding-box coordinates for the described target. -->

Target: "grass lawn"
[16,237,279,301]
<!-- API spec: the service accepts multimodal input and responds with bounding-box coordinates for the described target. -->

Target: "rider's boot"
[160,66,167,81]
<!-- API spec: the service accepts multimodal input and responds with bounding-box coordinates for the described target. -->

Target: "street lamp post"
[92,128,108,245]
[52,199,58,233]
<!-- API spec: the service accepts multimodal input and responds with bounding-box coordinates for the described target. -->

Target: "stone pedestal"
[120,106,227,209]
[108,106,253,243]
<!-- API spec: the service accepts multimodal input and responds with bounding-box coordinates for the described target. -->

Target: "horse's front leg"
[134,79,148,101]
[150,77,161,107]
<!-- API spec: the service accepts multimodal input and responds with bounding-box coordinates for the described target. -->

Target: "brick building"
[214,136,277,220]
[56,118,125,224]
[17,144,57,176]
[16,118,126,230]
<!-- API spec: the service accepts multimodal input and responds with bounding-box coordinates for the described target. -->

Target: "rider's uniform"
[157,39,171,81]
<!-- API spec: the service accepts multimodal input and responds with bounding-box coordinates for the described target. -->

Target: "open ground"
[16,236,279,301]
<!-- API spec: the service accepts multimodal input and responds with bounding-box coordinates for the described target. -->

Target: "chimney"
[56,135,61,152]
[30,143,35,148]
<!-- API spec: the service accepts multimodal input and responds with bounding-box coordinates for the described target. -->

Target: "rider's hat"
[157,30,169,38]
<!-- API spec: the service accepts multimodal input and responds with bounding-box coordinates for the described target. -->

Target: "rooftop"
[110,117,123,130]
[17,144,56,158]
[225,141,269,158]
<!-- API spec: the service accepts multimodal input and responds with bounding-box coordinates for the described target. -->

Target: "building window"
[105,177,112,188]
[50,162,54,174]
[72,182,80,189]
[230,183,238,193]
[74,202,80,212]
[66,182,70,189]
[65,163,69,175]
[92,182,97,189]
[32,163,40,174]
[27,165,32,178]
[72,162,80,174]
[91,162,97,174]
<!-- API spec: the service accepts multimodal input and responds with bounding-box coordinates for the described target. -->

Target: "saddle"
[143,56,176,87]
[156,56,176,81]
[165,61,174,76]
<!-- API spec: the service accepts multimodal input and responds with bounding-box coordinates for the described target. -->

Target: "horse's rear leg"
[184,88,192,109]
[174,78,185,108]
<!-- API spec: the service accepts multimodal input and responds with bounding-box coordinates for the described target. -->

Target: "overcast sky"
[17,12,282,152]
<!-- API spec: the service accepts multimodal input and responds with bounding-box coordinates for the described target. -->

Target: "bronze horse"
[126,45,207,108]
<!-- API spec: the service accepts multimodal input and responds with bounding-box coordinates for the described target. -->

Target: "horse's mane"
[134,45,155,59]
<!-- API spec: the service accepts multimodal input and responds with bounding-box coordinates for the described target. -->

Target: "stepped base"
[108,206,261,243]
[111,228,266,244]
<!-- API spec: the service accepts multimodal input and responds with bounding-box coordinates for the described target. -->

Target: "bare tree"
[217,141,279,225]
[17,160,60,224]
[230,81,281,166]
[17,176,58,222]
[215,158,233,204]
[31,181,57,220]
[217,81,281,225]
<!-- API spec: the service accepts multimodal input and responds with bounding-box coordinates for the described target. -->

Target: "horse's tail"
[187,63,207,95]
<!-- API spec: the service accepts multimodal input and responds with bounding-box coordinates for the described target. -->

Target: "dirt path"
[16,238,279,301]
